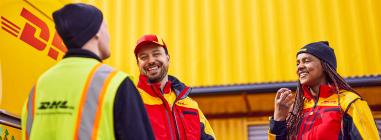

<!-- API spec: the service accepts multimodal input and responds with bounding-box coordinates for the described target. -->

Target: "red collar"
[137,75,171,97]
[302,84,337,100]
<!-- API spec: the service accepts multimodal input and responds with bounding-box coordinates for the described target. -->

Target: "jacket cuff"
[269,117,287,136]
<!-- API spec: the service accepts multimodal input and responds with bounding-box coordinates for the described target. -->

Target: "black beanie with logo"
[53,3,103,49]
[297,41,337,70]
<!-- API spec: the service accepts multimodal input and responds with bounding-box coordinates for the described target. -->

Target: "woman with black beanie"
[268,41,380,140]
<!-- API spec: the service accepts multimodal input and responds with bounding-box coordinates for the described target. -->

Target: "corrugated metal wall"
[209,118,248,140]
[66,0,381,87]
[59,1,381,138]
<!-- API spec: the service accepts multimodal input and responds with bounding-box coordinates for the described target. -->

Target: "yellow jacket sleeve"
[345,98,380,140]
[198,107,216,140]
[268,131,277,140]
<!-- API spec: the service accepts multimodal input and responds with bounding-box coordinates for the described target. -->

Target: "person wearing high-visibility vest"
[21,3,154,140]
[133,34,216,140]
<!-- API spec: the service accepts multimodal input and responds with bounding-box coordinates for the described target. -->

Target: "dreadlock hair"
[286,60,360,139]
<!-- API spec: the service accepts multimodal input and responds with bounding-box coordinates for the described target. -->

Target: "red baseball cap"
[134,34,167,57]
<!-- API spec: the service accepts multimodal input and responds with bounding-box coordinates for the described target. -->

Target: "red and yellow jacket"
[268,85,380,140]
[137,75,215,140]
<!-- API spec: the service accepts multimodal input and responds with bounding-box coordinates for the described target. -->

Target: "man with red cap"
[21,3,154,140]
[134,34,216,140]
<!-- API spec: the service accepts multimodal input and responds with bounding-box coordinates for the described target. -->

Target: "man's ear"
[95,33,100,39]
[167,54,170,61]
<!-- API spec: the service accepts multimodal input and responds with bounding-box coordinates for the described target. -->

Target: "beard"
[143,62,169,83]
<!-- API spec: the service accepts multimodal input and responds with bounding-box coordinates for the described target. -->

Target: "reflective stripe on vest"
[25,85,36,140]
[74,64,118,140]
[24,63,119,140]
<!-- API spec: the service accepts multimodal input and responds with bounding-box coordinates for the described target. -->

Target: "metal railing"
[192,75,381,95]
[0,109,21,129]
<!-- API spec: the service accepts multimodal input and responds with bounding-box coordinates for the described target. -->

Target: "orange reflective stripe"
[91,70,118,140]
[74,64,118,140]
[74,63,102,140]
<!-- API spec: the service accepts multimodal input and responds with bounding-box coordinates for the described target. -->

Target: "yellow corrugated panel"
[209,118,248,140]
[13,0,381,86]
[75,0,381,86]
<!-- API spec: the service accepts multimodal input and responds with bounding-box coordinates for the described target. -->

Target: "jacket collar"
[137,75,191,100]
[302,84,337,100]
[63,49,102,62]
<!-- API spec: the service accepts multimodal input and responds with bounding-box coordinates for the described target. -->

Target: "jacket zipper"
[151,85,175,140]
[172,99,182,140]
[299,98,319,139]
[151,85,182,140]
[164,106,175,140]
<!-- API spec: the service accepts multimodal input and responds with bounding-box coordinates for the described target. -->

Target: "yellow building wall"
[71,0,381,87]
[209,118,248,140]
[1,0,381,118]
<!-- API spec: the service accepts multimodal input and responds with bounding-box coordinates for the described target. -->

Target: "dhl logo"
[1,8,67,60]
[320,100,337,104]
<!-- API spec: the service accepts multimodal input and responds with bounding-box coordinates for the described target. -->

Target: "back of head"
[53,3,103,49]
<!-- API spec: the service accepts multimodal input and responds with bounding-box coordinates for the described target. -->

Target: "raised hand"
[274,88,295,121]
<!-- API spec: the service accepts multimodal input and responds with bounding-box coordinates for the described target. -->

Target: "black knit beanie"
[53,3,103,49]
[297,41,337,70]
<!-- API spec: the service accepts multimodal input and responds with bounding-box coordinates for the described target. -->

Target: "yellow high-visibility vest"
[21,57,128,140]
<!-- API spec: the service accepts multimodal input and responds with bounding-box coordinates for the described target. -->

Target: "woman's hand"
[274,88,295,121]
